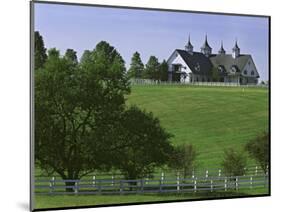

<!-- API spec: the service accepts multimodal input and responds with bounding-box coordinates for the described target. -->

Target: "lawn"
[126,85,269,168]
[35,187,269,209]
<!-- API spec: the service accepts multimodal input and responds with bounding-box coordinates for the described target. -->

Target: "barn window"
[251,70,255,75]
[244,70,247,75]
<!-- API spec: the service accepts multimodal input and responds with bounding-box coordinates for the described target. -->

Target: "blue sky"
[34,3,269,80]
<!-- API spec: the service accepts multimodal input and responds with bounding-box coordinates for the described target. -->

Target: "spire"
[201,34,212,57]
[218,41,226,55]
[185,34,193,54]
[232,38,240,58]
[202,34,211,48]
[233,38,240,50]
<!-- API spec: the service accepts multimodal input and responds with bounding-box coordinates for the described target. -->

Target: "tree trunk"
[65,181,76,192]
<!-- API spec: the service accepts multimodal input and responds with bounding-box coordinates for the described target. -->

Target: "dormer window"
[244,70,247,75]
[218,66,225,73]
[231,65,238,73]
[251,70,255,75]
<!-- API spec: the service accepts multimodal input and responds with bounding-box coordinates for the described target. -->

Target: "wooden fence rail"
[35,174,269,195]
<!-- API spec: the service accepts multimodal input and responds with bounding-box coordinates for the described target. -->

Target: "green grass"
[35,187,269,209]
[34,85,269,209]
[127,85,269,167]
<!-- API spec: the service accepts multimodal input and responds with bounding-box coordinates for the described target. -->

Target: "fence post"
[255,166,258,175]
[210,179,213,192]
[266,165,269,176]
[192,174,195,183]
[250,176,253,189]
[205,170,208,178]
[74,181,78,194]
[161,172,164,184]
[194,177,197,193]
[145,176,149,185]
[49,176,55,194]
[235,177,239,191]
[218,169,221,177]
[224,177,227,191]
[93,175,96,187]
[176,172,180,192]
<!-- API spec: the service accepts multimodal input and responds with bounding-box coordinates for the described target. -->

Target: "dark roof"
[209,54,251,73]
[175,49,213,75]
[175,49,252,76]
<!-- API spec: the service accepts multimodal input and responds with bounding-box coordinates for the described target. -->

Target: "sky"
[34,3,269,81]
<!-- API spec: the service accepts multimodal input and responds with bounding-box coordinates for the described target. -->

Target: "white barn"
[167,35,259,85]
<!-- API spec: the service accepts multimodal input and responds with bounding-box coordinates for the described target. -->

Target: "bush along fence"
[129,78,268,88]
[35,174,269,195]
[35,165,269,182]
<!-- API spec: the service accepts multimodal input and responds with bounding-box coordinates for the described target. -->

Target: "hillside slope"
[127,85,269,167]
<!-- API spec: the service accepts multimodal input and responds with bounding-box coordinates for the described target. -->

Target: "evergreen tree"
[64,48,78,65]
[127,52,144,79]
[159,60,169,81]
[34,31,47,70]
[143,56,160,80]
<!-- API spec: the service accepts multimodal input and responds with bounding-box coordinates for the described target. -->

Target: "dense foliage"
[245,132,269,174]
[222,148,247,177]
[168,144,197,178]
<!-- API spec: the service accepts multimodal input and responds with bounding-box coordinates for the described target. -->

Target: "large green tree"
[35,41,130,191]
[143,56,160,80]
[245,132,269,174]
[34,31,47,70]
[113,106,174,180]
[127,52,144,79]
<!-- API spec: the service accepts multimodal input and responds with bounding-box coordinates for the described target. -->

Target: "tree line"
[127,52,169,81]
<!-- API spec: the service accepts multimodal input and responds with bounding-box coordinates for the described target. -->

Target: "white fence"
[35,174,268,195]
[129,79,268,88]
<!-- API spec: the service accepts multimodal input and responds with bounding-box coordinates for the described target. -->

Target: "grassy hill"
[127,85,269,168]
